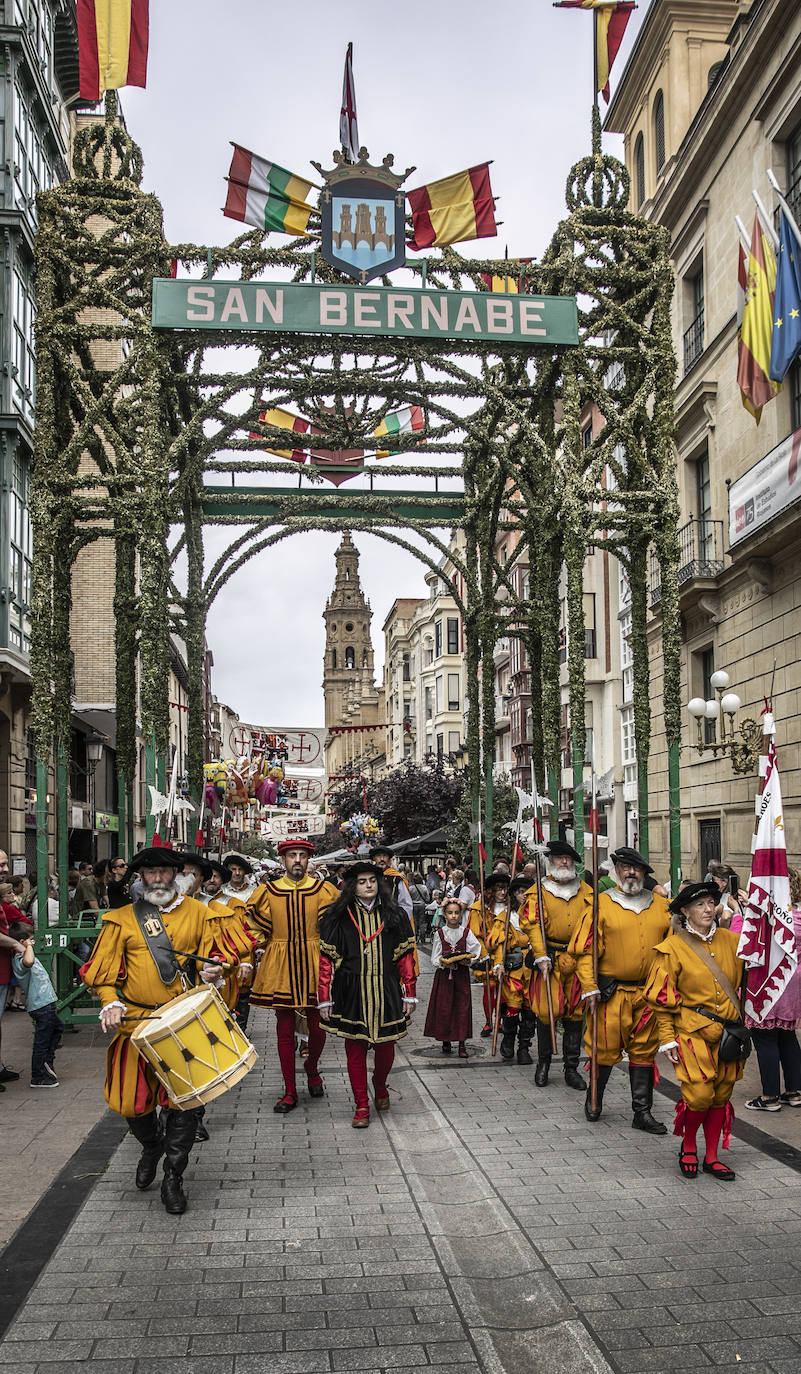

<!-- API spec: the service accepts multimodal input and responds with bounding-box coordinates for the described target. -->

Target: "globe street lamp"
[686,670,761,774]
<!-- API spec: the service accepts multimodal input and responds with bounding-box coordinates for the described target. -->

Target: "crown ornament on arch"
[311,149,416,191]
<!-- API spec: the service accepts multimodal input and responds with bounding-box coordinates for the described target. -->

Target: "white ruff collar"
[543,876,581,900]
[607,887,654,914]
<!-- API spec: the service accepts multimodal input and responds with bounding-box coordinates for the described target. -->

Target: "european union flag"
[769,211,801,382]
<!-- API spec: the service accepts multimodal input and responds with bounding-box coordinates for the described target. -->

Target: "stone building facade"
[322,533,385,787]
[606,0,801,877]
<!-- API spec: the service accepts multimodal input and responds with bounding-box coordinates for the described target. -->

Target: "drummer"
[80,847,235,1216]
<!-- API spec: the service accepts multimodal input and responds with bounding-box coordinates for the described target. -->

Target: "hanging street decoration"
[316,150,410,283]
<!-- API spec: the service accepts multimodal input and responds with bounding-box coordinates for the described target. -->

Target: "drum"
[131,985,258,1109]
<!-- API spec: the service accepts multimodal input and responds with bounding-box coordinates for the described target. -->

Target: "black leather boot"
[127,1112,164,1190]
[630,1065,667,1134]
[562,1020,586,1091]
[195,1106,210,1142]
[584,1063,613,1122]
[161,1108,199,1214]
[534,1020,552,1085]
[500,1014,519,1060]
[517,1012,535,1065]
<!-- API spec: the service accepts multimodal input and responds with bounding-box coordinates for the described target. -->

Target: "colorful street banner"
[737,210,782,423]
[78,0,149,102]
[224,144,315,236]
[152,279,579,348]
[230,725,326,769]
[373,405,424,457]
[407,164,497,250]
[250,406,311,461]
[260,814,326,840]
[738,718,796,1021]
[554,2,635,102]
[340,42,359,162]
[728,427,801,547]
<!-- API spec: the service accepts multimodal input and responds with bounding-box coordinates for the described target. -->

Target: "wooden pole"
[589,764,599,1114]
[532,776,558,1054]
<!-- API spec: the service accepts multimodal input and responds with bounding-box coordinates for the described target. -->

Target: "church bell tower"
[322,532,376,730]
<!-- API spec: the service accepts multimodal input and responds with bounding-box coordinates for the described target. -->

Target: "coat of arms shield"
[316,150,415,285]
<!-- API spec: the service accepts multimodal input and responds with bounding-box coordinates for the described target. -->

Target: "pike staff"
[531,777,558,1055]
[473,809,494,1036]
[589,763,600,1115]
[490,804,522,1056]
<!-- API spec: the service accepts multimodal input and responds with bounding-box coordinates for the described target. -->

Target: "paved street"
[2,958,801,1373]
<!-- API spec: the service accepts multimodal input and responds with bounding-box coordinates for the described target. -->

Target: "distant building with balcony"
[606,0,801,875]
[383,561,465,771]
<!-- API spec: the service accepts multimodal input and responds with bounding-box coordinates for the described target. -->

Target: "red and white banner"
[738,715,796,1020]
[340,42,359,162]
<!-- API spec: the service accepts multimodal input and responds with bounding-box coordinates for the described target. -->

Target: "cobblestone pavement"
[3,958,801,1373]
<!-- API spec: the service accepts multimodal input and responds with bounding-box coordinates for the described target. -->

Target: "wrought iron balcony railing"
[650,516,724,605]
[683,305,705,373]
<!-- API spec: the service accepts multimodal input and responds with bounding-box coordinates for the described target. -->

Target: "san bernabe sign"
[151,279,579,348]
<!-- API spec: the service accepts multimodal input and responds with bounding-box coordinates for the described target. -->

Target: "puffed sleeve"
[243,886,272,943]
[486,915,506,962]
[80,916,126,1008]
[520,892,545,960]
[430,930,444,969]
[643,941,683,1047]
[200,907,232,964]
[318,881,340,919]
[569,907,603,995]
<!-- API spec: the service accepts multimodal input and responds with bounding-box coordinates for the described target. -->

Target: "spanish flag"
[408,164,497,251]
[78,0,149,102]
[737,211,782,424]
[250,408,311,462]
[555,1,635,103]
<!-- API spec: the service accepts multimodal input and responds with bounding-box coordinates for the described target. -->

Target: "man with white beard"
[570,847,671,1132]
[80,848,232,1214]
[521,841,590,1091]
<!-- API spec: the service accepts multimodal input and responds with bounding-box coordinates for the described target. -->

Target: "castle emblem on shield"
[314,149,415,284]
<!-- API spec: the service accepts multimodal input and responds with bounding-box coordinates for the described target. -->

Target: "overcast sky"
[123,0,646,731]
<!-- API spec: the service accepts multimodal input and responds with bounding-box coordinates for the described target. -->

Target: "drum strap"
[133,900,186,987]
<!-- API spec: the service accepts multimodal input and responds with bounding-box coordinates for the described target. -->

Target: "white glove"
[535,956,552,971]
[492,964,504,978]
[200,960,224,986]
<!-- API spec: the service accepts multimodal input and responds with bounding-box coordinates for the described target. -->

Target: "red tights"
[682,1105,727,1163]
[345,1039,395,1112]
[275,1008,325,1100]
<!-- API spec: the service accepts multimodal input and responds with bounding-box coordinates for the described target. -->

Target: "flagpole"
[734,215,752,256]
[752,189,780,253]
[767,169,801,255]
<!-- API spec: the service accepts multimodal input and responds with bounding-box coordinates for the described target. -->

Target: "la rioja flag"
[737,714,796,1021]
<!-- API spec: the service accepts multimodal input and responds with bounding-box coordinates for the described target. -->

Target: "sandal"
[374,1090,390,1111]
[702,1159,735,1181]
[679,1146,698,1179]
[745,1095,781,1112]
[352,1108,370,1129]
[273,1095,298,1115]
[780,1091,801,1107]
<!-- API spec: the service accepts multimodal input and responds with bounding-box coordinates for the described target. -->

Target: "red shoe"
[352,1108,370,1128]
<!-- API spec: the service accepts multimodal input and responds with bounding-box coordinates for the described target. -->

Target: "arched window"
[345,568,350,580]
[634,132,645,209]
[331,648,337,668]
[362,648,368,667]
[345,646,355,669]
[653,91,665,175]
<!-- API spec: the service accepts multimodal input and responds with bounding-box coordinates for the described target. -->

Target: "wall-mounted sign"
[95,812,119,832]
[729,428,801,547]
[152,279,579,349]
[260,814,326,839]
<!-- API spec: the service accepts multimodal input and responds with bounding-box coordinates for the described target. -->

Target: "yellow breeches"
[500,969,531,1012]
[583,987,660,1067]
[104,1030,165,1117]
[528,963,583,1022]
[675,1030,743,1111]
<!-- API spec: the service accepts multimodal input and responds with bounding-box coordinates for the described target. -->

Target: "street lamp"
[686,670,761,774]
[85,733,105,862]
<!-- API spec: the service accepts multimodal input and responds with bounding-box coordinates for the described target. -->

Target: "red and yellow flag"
[737,211,782,424]
[556,1,635,102]
[408,164,497,251]
[78,0,149,102]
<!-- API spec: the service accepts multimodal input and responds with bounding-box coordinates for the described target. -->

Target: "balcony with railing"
[650,516,724,606]
[683,305,705,373]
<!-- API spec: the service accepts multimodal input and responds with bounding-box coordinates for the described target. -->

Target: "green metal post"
[35,756,49,921]
[56,743,68,919]
[484,769,494,869]
[668,739,681,892]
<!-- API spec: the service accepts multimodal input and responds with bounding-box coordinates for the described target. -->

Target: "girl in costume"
[318,861,417,1128]
[644,880,746,1181]
[424,897,484,1058]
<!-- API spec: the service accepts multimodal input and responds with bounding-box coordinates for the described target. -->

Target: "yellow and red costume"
[572,888,671,1068]
[245,870,338,1106]
[645,925,744,1122]
[522,879,590,1023]
[80,896,228,1118]
[486,912,531,1012]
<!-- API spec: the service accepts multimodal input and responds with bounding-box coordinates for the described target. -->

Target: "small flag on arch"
[373,405,424,458]
[224,145,316,237]
[250,407,311,462]
[407,164,497,251]
[77,0,149,102]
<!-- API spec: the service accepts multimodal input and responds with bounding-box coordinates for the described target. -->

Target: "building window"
[620,609,633,703]
[583,592,597,659]
[447,673,460,711]
[345,646,355,669]
[402,652,410,681]
[436,733,444,757]
[683,264,704,373]
[434,621,442,657]
[700,645,715,744]
[581,421,593,450]
[435,675,443,711]
[621,705,636,788]
[448,730,460,755]
[13,76,55,225]
[446,618,459,654]
[634,132,645,208]
[425,687,433,719]
[425,642,434,665]
[331,648,337,668]
[787,120,801,225]
[8,451,32,653]
[653,90,665,175]
[12,255,36,425]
